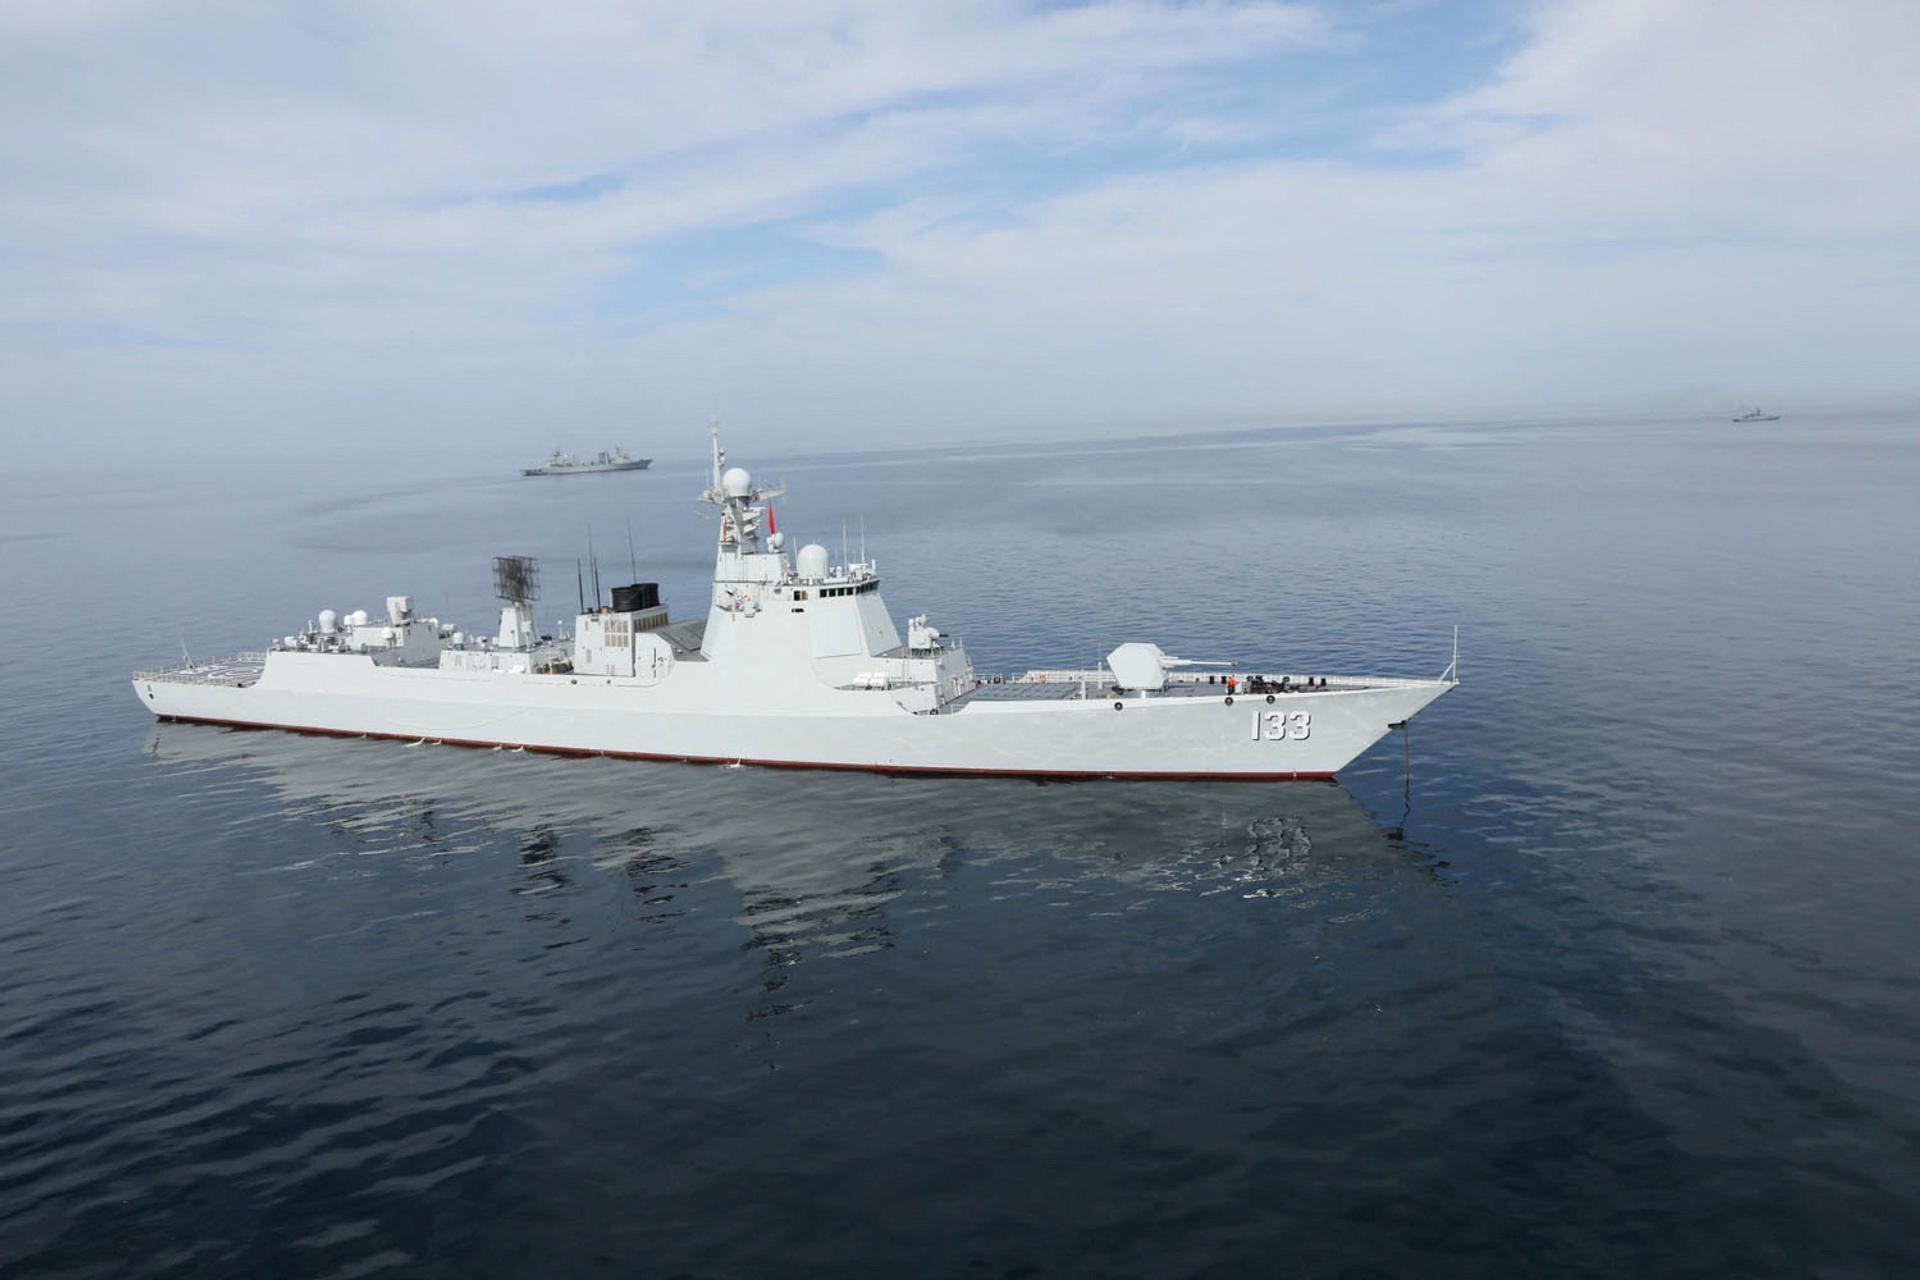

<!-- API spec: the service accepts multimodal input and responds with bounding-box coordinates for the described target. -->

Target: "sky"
[2,0,1917,465]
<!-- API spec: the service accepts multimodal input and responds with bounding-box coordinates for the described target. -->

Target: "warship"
[1731,407,1781,423]
[134,427,1457,780]
[523,446,651,476]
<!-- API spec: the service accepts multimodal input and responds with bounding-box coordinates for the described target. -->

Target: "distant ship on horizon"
[523,446,652,476]
[1731,407,1781,423]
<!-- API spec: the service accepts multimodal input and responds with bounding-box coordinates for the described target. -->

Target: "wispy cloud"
[0,1,1914,460]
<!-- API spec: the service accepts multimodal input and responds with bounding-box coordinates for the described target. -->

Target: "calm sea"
[2,415,1917,1277]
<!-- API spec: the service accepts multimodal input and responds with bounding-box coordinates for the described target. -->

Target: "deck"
[135,653,269,687]
[949,669,1439,708]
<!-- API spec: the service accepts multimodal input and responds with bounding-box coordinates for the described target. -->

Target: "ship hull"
[134,657,1449,781]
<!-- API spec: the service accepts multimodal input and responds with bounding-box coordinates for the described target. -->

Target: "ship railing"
[1007,667,1450,692]
[1166,671,1449,691]
[1015,667,1114,686]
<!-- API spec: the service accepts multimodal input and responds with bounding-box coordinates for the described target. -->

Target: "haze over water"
[3,413,1918,1276]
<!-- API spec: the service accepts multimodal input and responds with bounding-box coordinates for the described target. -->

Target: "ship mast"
[699,420,784,565]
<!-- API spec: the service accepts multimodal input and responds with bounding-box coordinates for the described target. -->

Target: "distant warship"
[135,425,1456,780]
[1731,407,1781,422]
[523,446,651,475]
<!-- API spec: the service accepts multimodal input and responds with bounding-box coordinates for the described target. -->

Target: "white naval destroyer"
[134,428,1457,780]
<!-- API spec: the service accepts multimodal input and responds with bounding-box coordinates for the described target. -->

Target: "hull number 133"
[1253,710,1311,741]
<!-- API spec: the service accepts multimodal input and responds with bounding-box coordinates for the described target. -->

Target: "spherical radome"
[796,543,830,580]
[722,467,753,497]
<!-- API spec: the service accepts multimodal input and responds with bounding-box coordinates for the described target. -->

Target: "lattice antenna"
[492,555,540,605]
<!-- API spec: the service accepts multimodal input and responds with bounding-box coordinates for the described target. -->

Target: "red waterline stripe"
[155,714,1338,783]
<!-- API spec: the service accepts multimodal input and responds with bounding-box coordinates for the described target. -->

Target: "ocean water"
[2,414,1917,1276]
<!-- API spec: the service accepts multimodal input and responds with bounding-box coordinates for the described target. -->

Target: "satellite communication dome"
[796,543,830,580]
[722,466,753,497]
[317,609,338,634]
[767,531,786,550]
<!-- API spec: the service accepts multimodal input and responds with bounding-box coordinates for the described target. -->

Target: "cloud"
[0,1,1915,462]
[1404,0,1920,238]
[604,0,1920,435]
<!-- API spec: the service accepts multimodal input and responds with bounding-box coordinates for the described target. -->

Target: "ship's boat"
[135,427,1456,780]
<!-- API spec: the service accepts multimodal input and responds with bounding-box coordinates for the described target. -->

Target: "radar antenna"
[492,555,540,606]
[698,421,784,551]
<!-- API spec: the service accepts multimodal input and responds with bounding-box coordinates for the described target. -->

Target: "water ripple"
[3,417,1919,1275]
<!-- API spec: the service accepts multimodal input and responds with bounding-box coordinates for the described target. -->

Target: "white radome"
[131,423,1456,780]
[795,543,830,580]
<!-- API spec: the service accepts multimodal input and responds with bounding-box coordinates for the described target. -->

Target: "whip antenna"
[587,526,601,605]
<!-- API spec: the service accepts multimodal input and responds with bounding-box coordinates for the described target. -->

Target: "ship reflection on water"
[145,722,1441,976]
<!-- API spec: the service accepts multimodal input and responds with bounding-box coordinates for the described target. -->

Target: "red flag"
[766,504,777,536]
